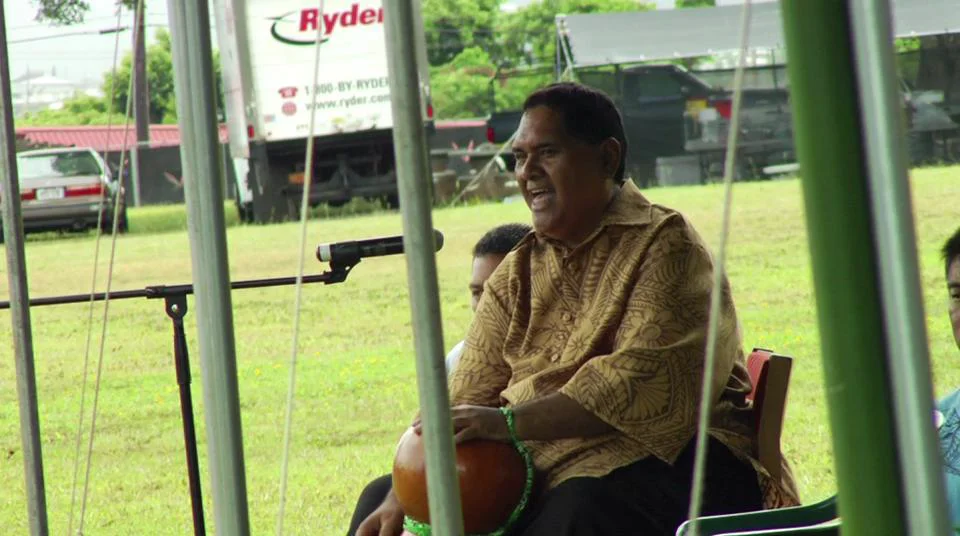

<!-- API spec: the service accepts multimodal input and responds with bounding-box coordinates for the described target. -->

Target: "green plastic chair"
[714,518,840,536]
[675,495,838,536]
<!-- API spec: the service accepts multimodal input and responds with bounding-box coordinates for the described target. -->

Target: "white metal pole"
[166,0,251,533]
[382,0,465,533]
[0,2,49,533]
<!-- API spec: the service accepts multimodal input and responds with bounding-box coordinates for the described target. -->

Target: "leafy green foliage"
[895,37,922,54]
[423,0,501,66]
[18,95,128,126]
[102,29,224,124]
[498,0,649,69]
[428,0,648,116]
[30,0,92,25]
[676,0,714,7]
[430,48,497,118]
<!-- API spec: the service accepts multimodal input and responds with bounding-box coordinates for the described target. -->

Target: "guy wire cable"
[685,1,753,535]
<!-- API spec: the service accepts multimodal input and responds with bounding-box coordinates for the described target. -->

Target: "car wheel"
[117,207,129,233]
[100,207,129,234]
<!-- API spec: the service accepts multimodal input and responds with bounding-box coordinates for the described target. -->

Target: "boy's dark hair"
[943,226,960,276]
[522,82,629,184]
[473,223,532,257]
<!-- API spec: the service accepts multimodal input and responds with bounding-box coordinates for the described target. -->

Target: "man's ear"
[599,137,622,179]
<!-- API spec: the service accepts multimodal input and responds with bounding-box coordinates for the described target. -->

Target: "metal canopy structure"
[1,0,954,534]
[559,0,960,68]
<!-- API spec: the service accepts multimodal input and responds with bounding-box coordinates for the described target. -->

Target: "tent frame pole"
[383,0,465,533]
[0,2,49,533]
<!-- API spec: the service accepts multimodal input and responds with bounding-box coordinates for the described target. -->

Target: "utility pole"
[131,1,148,207]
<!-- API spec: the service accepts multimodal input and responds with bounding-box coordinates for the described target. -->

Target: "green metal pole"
[166,0,251,534]
[848,1,952,534]
[779,2,906,534]
[0,3,49,534]
[382,0,465,533]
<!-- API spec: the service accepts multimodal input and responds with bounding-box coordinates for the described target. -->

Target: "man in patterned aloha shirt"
[353,83,799,536]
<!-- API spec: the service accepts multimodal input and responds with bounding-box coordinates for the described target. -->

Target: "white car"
[6,147,128,241]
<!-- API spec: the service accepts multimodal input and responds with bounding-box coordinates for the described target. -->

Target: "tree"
[102,29,224,124]
[497,0,651,69]
[31,0,137,24]
[676,0,714,7]
[18,95,127,126]
[430,48,498,118]
[423,0,501,66]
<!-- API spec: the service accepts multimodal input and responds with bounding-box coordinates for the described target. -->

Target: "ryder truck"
[213,0,433,222]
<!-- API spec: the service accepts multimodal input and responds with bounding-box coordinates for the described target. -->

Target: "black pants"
[346,437,762,535]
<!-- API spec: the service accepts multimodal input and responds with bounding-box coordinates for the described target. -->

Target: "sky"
[5,0,174,84]
[3,0,774,85]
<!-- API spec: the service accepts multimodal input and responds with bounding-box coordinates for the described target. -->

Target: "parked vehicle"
[683,86,795,179]
[213,0,433,223]
[483,65,722,185]
[486,110,523,146]
[685,75,959,176]
[5,147,127,242]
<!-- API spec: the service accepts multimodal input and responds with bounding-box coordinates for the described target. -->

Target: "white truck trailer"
[213,0,433,222]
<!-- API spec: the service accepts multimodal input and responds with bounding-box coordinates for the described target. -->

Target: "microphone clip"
[322,255,361,285]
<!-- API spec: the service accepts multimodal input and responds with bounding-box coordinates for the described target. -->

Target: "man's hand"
[412,405,510,444]
[355,491,404,536]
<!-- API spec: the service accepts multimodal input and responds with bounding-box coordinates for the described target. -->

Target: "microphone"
[316,230,444,265]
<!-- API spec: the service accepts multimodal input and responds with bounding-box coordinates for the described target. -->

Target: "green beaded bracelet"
[402,407,535,536]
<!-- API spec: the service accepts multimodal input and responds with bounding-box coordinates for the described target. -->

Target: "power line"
[8,27,127,45]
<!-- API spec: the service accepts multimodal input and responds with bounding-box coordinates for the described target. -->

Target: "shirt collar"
[519,180,654,253]
[597,180,653,228]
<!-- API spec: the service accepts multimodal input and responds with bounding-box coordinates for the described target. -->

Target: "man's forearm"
[512,392,614,441]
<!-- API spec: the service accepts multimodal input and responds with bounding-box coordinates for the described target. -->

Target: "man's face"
[470,253,506,312]
[512,105,619,246]
[948,256,960,349]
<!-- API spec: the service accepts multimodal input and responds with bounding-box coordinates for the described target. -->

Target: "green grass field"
[1,167,958,534]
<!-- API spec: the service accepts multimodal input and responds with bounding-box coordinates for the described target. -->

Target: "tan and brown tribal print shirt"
[448,180,800,509]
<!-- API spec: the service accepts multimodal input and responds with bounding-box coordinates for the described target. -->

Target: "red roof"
[15,124,230,152]
[435,119,486,129]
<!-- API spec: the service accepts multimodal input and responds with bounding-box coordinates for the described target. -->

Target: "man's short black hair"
[473,223,532,257]
[522,82,628,185]
[943,226,960,277]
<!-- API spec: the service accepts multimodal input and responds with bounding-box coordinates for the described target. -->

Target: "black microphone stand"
[0,257,361,536]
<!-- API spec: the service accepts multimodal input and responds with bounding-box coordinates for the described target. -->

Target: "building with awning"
[557,0,959,69]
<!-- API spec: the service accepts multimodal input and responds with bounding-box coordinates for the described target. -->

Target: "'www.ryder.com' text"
[306,93,391,110]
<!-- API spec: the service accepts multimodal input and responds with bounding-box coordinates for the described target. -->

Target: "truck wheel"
[236,201,254,224]
[907,130,934,166]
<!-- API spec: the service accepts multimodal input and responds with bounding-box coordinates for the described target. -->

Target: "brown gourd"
[393,427,526,534]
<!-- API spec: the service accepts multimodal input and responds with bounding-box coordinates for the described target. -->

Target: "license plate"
[36,187,65,201]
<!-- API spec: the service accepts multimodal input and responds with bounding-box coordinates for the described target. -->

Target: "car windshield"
[17,151,102,181]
